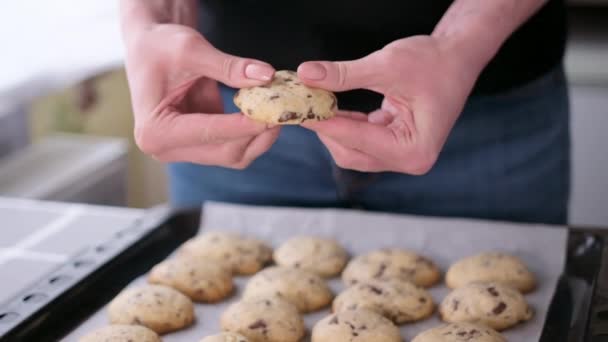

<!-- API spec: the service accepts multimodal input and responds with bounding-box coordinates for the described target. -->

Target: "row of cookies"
[79,231,274,341]
[80,231,538,341]
[78,232,347,341]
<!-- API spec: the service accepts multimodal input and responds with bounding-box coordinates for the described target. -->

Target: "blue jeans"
[168,67,571,225]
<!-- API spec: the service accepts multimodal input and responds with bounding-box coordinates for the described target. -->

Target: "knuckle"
[224,144,247,165]
[222,56,238,83]
[334,155,356,170]
[134,123,163,155]
[228,159,252,170]
[378,48,400,69]
[173,32,202,63]
[404,148,438,175]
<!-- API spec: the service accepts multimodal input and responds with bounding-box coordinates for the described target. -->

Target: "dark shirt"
[198,1,567,111]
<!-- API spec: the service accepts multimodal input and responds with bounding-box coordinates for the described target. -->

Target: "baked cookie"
[178,231,272,275]
[273,236,349,277]
[342,249,441,288]
[439,281,534,331]
[220,296,305,342]
[412,323,506,342]
[312,309,402,342]
[333,278,434,324]
[148,255,233,302]
[200,332,249,342]
[234,70,337,125]
[79,325,161,342]
[242,266,333,312]
[108,284,195,334]
[446,252,536,293]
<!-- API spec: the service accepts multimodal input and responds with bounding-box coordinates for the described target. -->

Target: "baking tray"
[0,207,606,342]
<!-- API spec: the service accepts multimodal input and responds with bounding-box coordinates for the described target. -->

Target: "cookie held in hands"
[234,70,337,125]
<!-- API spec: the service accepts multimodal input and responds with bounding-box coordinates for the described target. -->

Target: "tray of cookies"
[2,202,606,342]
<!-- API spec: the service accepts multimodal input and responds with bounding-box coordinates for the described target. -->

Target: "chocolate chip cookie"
[273,236,349,277]
[234,70,337,125]
[108,284,195,334]
[79,325,161,342]
[148,255,234,302]
[177,231,272,275]
[243,266,333,312]
[446,252,536,293]
[412,322,506,342]
[220,296,305,342]
[333,278,434,324]
[200,332,249,342]
[439,281,534,331]
[342,249,441,288]
[312,309,402,342]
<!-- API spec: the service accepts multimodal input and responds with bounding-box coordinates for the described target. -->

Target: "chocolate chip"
[329,316,339,325]
[367,285,383,295]
[269,94,280,100]
[307,94,313,98]
[374,263,387,278]
[246,109,253,115]
[492,302,507,315]
[452,299,460,311]
[487,287,499,297]
[249,319,267,330]
[307,108,315,119]
[278,111,301,122]
[284,78,293,82]
[419,297,427,303]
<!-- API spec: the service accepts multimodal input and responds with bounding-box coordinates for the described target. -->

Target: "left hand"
[297,35,481,174]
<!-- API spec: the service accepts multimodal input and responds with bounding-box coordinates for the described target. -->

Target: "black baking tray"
[0,207,606,342]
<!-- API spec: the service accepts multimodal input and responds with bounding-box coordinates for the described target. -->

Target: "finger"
[188,37,275,87]
[368,109,394,125]
[154,136,253,167]
[237,127,281,168]
[302,116,403,159]
[136,112,268,155]
[318,135,386,172]
[154,127,280,169]
[336,110,369,122]
[297,51,384,92]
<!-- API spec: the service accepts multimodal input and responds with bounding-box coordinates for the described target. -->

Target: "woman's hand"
[297,36,481,174]
[122,19,280,169]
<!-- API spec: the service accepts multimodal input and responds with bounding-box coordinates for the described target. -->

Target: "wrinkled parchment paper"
[65,202,568,341]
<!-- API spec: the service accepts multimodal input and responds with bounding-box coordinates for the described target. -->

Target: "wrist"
[432,21,500,85]
[119,0,199,45]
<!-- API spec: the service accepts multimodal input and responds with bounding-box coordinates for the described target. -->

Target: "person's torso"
[198,0,567,111]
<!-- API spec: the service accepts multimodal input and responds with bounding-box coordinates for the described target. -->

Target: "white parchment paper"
[64,202,569,342]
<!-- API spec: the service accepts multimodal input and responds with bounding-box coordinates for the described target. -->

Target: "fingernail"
[298,62,326,80]
[245,63,274,81]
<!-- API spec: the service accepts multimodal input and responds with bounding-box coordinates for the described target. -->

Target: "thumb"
[296,52,384,92]
[188,38,275,88]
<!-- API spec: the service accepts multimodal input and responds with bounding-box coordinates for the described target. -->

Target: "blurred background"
[0,0,606,226]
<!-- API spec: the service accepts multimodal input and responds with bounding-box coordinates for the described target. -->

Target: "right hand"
[123,24,280,169]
